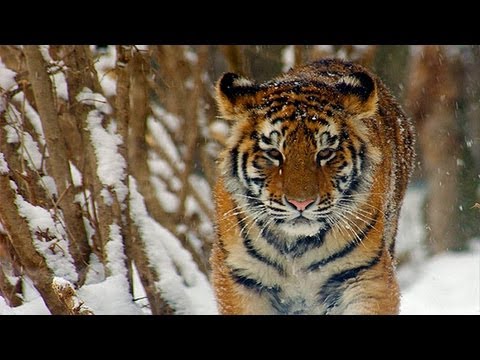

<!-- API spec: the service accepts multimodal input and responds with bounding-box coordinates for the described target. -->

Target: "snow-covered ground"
[400,248,479,314]
[397,186,480,315]
[1,186,478,315]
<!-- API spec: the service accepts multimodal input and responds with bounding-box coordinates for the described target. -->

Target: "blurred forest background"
[0,45,479,314]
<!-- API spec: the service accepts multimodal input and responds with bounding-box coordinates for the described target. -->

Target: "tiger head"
[215,60,382,238]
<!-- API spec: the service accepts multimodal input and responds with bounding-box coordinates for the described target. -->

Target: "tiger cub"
[210,58,415,315]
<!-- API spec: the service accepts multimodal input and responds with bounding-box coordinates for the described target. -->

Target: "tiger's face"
[216,71,381,238]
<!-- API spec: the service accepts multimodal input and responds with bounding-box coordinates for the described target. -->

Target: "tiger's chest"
[226,234,350,315]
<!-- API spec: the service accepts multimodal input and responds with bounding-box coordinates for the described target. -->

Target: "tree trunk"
[405,45,466,253]
[24,46,91,284]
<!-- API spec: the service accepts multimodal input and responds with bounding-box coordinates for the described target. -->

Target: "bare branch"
[60,45,113,264]
[0,263,22,307]
[0,172,70,314]
[24,46,90,284]
[220,45,249,76]
[294,45,304,67]
[52,277,94,315]
[127,224,174,315]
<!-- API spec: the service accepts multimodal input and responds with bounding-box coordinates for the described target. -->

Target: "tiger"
[210,58,415,315]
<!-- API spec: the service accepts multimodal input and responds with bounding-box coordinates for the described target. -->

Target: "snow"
[0,295,50,315]
[184,47,198,64]
[40,175,58,198]
[150,176,180,213]
[78,275,144,315]
[0,152,9,174]
[84,253,105,285]
[85,109,128,202]
[14,189,78,283]
[188,174,213,212]
[151,104,180,134]
[100,75,117,98]
[396,186,427,260]
[400,245,480,315]
[105,223,128,277]
[131,264,150,314]
[0,96,5,114]
[0,59,17,90]
[148,157,177,183]
[38,45,69,101]
[209,120,229,139]
[76,87,112,115]
[20,132,44,171]
[4,105,45,172]
[93,45,117,97]
[148,116,184,169]
[148,155,182,192]
[12,92,45,144]
[69,161,83,187]
[129,177,217,314]
[281,45,295,72]
[396,186,480,315]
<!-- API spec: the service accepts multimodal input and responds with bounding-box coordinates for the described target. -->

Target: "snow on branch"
[129,177,217,314]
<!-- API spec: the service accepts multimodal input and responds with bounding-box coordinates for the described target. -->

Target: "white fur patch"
[338,75,361,87]
[233,77,255,87]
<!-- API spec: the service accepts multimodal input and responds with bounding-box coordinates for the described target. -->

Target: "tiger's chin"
[276,218,324,238]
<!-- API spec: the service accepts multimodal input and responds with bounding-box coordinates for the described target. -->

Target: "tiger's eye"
[317,149,335,165]
[266,149,283,163]
[317,148,334,160]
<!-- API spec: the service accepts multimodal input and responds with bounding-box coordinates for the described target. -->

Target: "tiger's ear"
[215,72,260,120]
[335,71,378,118]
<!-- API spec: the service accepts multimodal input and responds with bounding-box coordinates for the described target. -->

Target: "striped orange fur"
[210,59,415,315]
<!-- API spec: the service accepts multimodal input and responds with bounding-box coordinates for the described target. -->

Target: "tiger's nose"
[285,197,315,211]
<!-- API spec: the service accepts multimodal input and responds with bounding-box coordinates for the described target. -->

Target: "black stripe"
[388,235,396,257]
[261,134,272,145]
[244,189,262,208]
[306,210,379,272]
[338,161,349,171]
[231,265,300,314]
[236,214,286,276]
[244,237,286,276]
[250,177,265,187]
[230,269,266,293]
[260,223,329,258]
[268,292,309,315]
[260,223,289,255]
[251,142,262,154]
[317,118,329,126]
[358,143,367,173]
[252,154,268,170]
[241,152,250,185]
[344,144,360,195]
[328,135,338,147]
[317,248,383,311]
[287,229,328,258]
[230,267,280,294]
[229,147,239,178]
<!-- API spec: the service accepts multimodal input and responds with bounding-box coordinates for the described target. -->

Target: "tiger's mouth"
[265,207,330,237]
[290,216,311,226]
[277,215,325,237]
